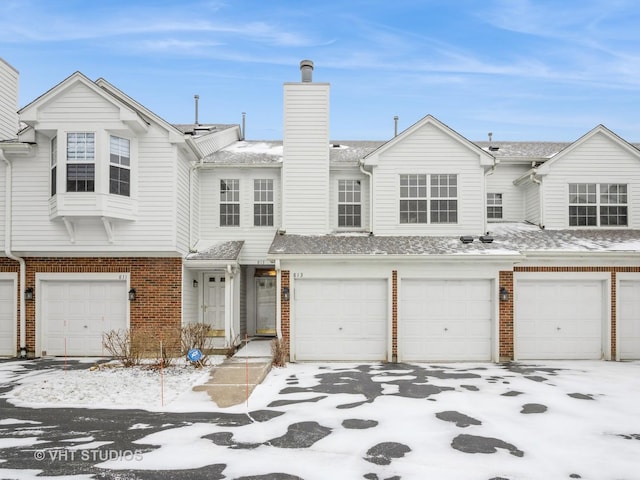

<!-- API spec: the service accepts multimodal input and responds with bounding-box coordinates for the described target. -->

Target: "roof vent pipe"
[241,112,246,140]
[394,116,399,137]
[194,94,200,125]
[300,60,314,82]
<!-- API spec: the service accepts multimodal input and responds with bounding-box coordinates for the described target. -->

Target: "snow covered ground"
[1,359,640,479]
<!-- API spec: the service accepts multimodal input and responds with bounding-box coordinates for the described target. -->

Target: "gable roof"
[536,124,640,176]
[363,114,495,167]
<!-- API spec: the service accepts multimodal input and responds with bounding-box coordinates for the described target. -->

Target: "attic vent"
[459,236,474,244]
[479,235,494,243]
[331,143,341,148]
[489,146,500,151]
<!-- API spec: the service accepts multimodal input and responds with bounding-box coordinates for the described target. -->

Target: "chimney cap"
[300,59,314,82]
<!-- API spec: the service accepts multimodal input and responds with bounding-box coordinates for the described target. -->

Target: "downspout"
[530,167,544,228]
[275,259,282,340]
[484,155,497,234]
[0,149,27,358]
[359,160,373,234]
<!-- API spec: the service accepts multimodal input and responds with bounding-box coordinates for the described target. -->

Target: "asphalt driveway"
[0,358,639,479]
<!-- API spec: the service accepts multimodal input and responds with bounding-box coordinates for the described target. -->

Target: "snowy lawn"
[0,360,639,479]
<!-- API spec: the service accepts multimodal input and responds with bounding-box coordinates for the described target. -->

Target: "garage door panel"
[0,281,15,356]
[619,281,640,360]
[294,279,387,361]
[42,280,127,356]
[516,279,604,360]
[399,279,493,362]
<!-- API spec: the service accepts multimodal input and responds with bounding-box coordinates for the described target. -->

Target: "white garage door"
[515,280,604,360]
[619,280,640,360]
[294,279,387,361]
[41,280,127,356]
[399,279,492,361]
[0,280,16,356]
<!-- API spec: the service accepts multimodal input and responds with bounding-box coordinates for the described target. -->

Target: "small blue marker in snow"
[187,348,203,362]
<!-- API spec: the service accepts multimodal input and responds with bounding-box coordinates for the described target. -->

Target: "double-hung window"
[400,174,428,223]
[430,174,458,223]
[220,179,240,226]
[487,193,503,220]
[400,174,457,224]
[109,136,131,196]
[66,132,95,192]
[338,179,361,227]
[254,179,274,226]
[569,183,627,226]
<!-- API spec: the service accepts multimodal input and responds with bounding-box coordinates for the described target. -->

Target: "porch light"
[24,288,34,300]
[282,287,290,302]
[193,279,198,288]
[19,347,27,359]
[500,287,509,302]
[128,288,137,301]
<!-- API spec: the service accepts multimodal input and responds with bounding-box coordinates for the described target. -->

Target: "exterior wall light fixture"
[128,288,137,301]
[24,288,34,300]
[499,287,509,302]
[193,279,199,288]
[282,287,290,302]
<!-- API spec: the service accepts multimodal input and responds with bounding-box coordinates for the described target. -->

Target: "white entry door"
[205,275,225,336]
[515,279,604,360]
[399,279,493,361]
[41,280,127,356]
[0,280,16,356]
[619,280,640,360]
[294,279,387,361]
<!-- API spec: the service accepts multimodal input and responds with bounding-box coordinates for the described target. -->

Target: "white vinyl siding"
[0,58,19,140]
[371,122,485,235]
[487,163,529,222]
[523,181,541,226]
[199,167,281,263]
[330,171,369,231]
[282,82,330,234]
[541,132,640,229]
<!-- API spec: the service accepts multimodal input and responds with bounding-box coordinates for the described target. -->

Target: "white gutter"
[1,149,27,357]
[529,171,544,228]
[359,160,374,233]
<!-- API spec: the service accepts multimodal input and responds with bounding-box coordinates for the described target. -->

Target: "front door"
[255,275,276,335]
[205,275,225,336]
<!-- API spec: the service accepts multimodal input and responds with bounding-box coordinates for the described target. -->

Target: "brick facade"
[1,256,182,356]
[498,271,514,361]
[280,270,290,360]
[392,270,398,360]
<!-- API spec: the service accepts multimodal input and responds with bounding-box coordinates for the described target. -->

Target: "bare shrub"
[180,323,211,367]
[102,329,142,367]
[271,338,287,367]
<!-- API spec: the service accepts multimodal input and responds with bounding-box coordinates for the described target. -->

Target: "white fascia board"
[268,253,524,263]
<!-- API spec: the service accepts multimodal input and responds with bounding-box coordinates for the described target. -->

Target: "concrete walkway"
[192,337,273,407]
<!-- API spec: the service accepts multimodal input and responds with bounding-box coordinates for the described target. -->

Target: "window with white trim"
[50,136,57,197]
[400,174,427,223]
[109,136,130,196]
[66,132,95,192]
[220,179,240,226]
[253,179,274,226]
[569,183,627,226]
[400,174,458,224]
[338,179,361,227]
[430,174,457,223]
[487,193,503,220]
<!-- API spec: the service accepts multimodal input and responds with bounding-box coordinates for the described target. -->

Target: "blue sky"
[1,0,640,141]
